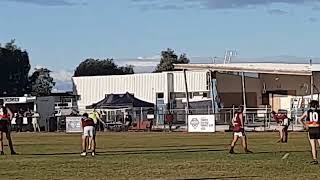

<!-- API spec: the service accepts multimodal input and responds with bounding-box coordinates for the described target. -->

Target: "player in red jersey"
[272,110,289,143]
[0,100,17,155]
[229,105,252,154]
[80,113,96,157]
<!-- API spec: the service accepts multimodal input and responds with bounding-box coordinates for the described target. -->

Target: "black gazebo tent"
[86,92,154,109]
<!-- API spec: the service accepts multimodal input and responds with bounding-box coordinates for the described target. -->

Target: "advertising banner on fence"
[66,116,82,133]
[188,115,215,133]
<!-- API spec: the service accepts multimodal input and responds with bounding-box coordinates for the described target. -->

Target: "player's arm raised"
[96,112,106,127]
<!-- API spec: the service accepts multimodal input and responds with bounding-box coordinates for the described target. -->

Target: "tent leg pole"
[241,72,247,123]
[311,74,314,100]
[183,69,190,131]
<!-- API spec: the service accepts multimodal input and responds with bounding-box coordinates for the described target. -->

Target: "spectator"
[32,112,40,132]
[125,114,133,130]
[24,108,32,132]
[16,109,23,133]
[165,111,174,132]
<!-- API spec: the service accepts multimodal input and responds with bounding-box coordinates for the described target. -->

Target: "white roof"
[175,63,320,76]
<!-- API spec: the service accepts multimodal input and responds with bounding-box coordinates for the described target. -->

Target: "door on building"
[156,93,165,125]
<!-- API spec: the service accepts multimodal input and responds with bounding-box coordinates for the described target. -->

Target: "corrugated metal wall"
[73,73,168,110]
[173,71,208,92]
[72,71,208,110]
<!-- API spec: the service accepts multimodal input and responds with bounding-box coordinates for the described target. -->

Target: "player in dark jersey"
[229,105,252,154]
[299,100,320,164]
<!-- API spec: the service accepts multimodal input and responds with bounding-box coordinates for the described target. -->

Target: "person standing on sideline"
[124,114,133,131]
[229,105,252,154]
[80,113,96,157]
[299,100,320,164]
[24,108,32,132]
[16,109,23,132]
[165,111,174,132]
[32,112,40,132]
[0,100,17,155]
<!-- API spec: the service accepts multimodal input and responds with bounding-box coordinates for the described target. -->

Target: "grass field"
[0,132,318,180]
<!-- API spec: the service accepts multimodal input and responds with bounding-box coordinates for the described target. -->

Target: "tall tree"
[29,68,55,96]
[74,59,134,77]
[0,40,31,96]
[154,48,190,73]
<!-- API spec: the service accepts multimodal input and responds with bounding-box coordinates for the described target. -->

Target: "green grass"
[0,132,318,180]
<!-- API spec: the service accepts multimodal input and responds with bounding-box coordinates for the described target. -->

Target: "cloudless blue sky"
[1,0,320,72]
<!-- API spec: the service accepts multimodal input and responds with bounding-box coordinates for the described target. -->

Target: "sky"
[1,0,320,90]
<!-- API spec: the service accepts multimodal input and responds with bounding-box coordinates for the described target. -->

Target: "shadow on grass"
[9,144,229,148]
[178,176,260,180]
[253,150,309,154]
[25,147,226,156]
[21,148,311,157]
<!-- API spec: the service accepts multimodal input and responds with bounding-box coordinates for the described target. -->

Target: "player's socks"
[310,160,318,165]
[11,151,17,155]
[229,147,235,154]
[245,149,253,153]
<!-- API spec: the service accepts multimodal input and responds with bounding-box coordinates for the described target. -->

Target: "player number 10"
[309,112,319,122]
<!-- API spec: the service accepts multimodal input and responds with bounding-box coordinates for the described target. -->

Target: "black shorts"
[308,127,320,139]
[0,123,8,133]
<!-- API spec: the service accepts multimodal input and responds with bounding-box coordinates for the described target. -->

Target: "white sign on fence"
[66,116,82,133]
[188,115,215,133]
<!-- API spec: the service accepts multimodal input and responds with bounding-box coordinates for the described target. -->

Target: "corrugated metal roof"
[174,63,320,76]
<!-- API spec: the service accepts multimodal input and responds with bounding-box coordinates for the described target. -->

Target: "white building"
[72,71,211,111]
[72,63,320,127]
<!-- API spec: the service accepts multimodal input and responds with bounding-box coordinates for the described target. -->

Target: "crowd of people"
[13,108,41,133]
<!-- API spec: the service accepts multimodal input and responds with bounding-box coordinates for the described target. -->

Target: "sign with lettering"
[1,97,27,103]
[188,115,215,133]
[66,116,82,133]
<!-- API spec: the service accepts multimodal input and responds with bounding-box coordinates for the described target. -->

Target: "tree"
[29,68,55,96]
[0,40,31,96]
[74,58,134,77]
[154,48,190,72]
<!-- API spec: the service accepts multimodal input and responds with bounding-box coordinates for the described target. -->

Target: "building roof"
[50,91,78,97]
[174,63,320,76]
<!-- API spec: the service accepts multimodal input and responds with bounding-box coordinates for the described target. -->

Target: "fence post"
[232,105,235,117]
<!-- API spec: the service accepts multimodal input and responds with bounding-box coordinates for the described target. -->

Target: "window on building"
[174,92,186,99]
[157,93,164,99]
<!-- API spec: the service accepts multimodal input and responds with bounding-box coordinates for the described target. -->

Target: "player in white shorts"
[80,113,96,157]
[229,105,252,154]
